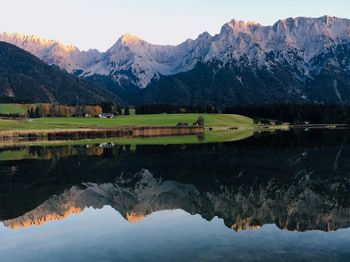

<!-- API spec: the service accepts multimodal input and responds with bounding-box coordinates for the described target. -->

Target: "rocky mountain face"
[0,41,117,104]
[2,16,350,105]
[0,32,102,74]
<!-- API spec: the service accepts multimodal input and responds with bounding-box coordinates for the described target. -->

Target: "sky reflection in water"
[1,207,350,262]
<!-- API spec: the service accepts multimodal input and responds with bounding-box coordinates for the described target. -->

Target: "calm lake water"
[1,130,350,261]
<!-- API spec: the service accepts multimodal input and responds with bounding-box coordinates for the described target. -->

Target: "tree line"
[135,104,219,114]
[135,103,350,124]
[5,101,350,124]
[27,104,103,118]
[223,104,350,124]
[26,102,131,118]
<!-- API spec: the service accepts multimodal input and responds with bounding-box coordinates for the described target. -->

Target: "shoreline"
[290,124,350,129]
[0,126,205,141]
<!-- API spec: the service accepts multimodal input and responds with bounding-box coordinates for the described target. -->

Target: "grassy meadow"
[0,104,257,148]
[0,103,35,114]
[0,113,253,131]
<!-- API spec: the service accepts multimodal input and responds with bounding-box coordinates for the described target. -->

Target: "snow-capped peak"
[0,32,78,52]
[2,16,350,88]
[119,33,142,45]
[0,32,102,73]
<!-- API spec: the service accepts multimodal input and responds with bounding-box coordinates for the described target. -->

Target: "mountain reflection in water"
[1,130,350,261]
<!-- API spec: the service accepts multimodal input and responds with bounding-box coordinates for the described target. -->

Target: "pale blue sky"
[0,0,349,51]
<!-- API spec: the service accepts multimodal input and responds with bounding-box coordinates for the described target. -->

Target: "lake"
[1,130,350,261]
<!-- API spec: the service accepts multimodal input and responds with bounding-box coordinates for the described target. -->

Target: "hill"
[0,41,117,104]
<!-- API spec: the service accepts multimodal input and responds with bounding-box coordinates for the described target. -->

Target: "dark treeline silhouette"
[135,103,350,124]
[0,97,32,104]
[224,104,350,124]
[135,104,219,114]
[124,107,130,115]
[5,101,350,123]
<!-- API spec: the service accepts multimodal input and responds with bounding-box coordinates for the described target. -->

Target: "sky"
[0,0,349,51]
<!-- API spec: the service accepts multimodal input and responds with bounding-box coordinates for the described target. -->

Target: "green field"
[0,114,253,131]
[0,103,34,114]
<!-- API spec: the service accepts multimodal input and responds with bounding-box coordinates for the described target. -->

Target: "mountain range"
[0,41,117,104]
[1,15,350,105]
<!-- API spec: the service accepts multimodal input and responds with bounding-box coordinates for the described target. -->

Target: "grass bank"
[0,114,253,131]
